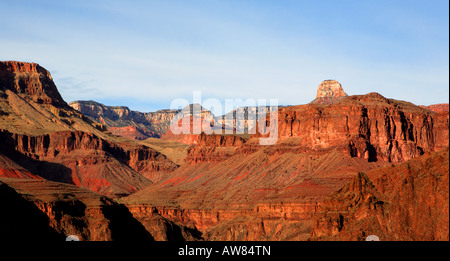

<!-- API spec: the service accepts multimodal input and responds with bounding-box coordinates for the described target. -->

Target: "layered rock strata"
[256,92,448,163]
[69,100,180,139]
[0,129,178,196]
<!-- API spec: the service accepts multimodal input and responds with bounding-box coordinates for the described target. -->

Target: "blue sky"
[1,0,448,112]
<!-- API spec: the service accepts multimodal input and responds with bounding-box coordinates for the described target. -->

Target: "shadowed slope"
[311,147,449,241]
[0,181,65,241]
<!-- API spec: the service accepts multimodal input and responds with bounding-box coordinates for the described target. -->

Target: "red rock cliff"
[125,202,318,240]
[419,103,449,113]
[185,132,247,163]
[257,92,448,163]
[0,61,67,107]
[69,100,180,138]
[0,178,200,241]
[311,80,348,104]
[108,126,151,140]
[0,129,178,196]
[310,147,449,241]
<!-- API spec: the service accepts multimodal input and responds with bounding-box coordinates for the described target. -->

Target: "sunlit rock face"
[311,80,348,105]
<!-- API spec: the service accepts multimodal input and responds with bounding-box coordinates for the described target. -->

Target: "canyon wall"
[0,129,178,196]
[311,80,348,104]
[185,132,247,163]
[184,92,448,166]
[419,103,449,113]
[256,92,448,163]
[125,202,318,240]
[0,61,67,107]
[310,147,449,241]
[0,61,180,197]
[69,100,179,139]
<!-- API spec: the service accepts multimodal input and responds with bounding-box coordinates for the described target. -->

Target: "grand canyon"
[0,61,448,241]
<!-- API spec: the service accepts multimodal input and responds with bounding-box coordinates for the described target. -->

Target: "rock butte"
[311,80,348,104]
[1,61,449,241]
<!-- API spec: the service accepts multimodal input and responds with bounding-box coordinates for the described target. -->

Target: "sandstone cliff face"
[215,106,270,133]
[0,129,178,196]
[160,131,200,145]
[69,100,179,139]
[185,132,247,163]
[310,147,449,241]
[265,93,448,163]
[0,61,180,197]
[2,61,448,242]
[311,80,348,104]
[196,132,247,147]
[125,202,317,240]
[189,92,447,165]
[162,114,212,145]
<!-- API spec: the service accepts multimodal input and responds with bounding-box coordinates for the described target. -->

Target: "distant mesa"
[311,80,348,105]
[0,61,177,197]
[419,103,449,113]
[69,100,180,139]
[0,61,67,107]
